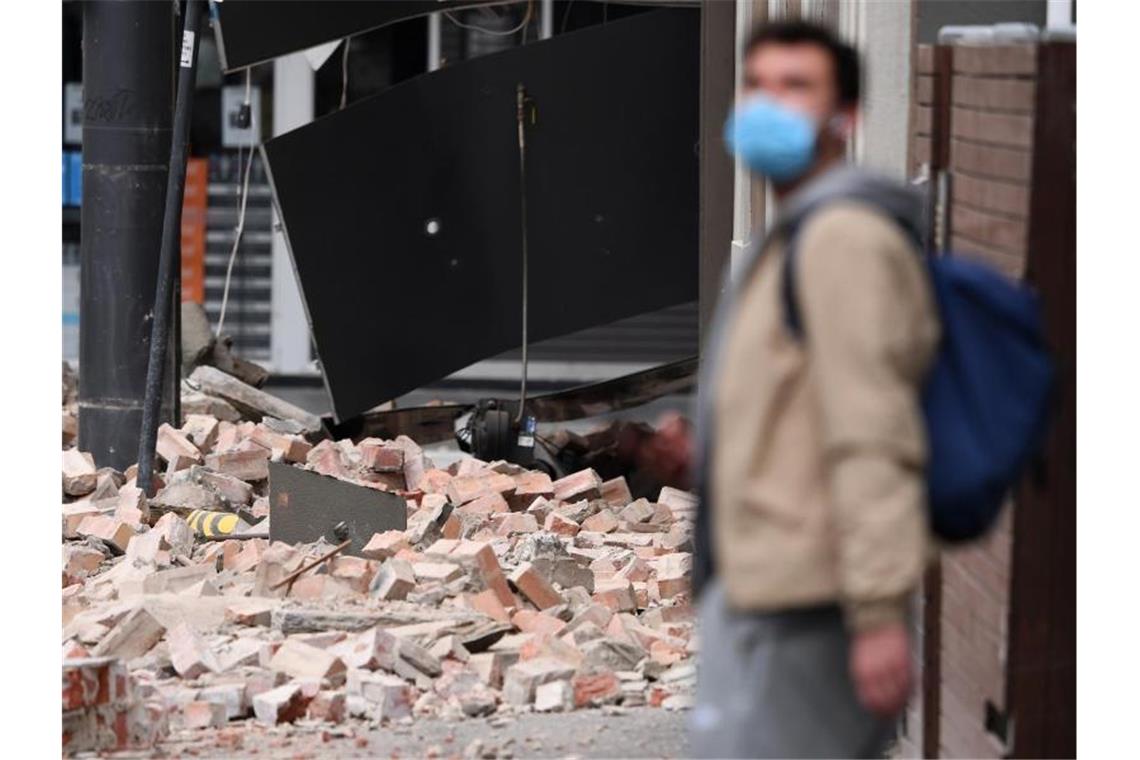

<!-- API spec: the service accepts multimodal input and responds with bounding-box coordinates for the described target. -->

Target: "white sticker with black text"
[180,31,195,68]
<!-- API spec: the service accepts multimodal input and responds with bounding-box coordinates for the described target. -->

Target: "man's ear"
[829,107,858,140]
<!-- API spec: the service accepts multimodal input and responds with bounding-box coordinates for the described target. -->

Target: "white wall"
[841,0,915,181]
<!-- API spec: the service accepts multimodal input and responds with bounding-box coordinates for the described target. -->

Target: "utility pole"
[79,1,176,470]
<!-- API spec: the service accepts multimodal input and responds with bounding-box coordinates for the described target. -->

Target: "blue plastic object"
[68,151,83,207]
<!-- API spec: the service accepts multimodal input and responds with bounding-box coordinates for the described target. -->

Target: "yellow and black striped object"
[186,509,243,538]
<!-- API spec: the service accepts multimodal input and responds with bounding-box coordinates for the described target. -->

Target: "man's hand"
[850,622,913,717]
[633,412,693,490]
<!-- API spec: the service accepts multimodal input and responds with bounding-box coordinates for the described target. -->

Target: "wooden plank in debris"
[187,366,323,434]
[271,603,488,635]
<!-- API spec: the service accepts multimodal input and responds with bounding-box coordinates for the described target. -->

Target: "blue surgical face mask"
[723,95,818,183]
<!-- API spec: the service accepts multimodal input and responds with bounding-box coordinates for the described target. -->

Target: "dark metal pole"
[79,1,175,471]
[137,0,204,494]
[697,0,736,348]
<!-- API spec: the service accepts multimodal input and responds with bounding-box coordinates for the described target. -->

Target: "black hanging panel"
[213,0,503,71]
[263,8,699,421]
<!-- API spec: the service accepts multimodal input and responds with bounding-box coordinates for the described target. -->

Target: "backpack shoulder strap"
[780,223,807,341]
[779,204,925,343]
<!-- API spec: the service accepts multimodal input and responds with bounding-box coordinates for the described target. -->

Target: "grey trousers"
[688,581,894,759]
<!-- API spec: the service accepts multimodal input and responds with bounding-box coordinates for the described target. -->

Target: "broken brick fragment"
[551,468,603,502]
[508,562,564,610]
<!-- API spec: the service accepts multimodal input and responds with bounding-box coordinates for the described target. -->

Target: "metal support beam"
[271,53,316,375]
[79,0,174,470]
[136,0,205,493]
[540,0,554,39]
[428,12,442,71]
[697,0,736,346]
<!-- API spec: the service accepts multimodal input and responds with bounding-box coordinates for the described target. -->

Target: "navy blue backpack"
[783,222,1054,542]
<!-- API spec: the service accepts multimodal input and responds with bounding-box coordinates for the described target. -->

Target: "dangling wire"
[560,0,576,33]
[515,83,530,423]
[444,0,533,36]
[216,68,255,339]
[340,37,350,110]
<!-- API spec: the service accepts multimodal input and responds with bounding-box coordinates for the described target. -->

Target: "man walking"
[678,21,940,758]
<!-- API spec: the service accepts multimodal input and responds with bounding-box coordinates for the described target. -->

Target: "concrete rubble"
[60,362,696,755]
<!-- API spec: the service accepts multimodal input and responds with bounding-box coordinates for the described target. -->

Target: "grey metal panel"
[267,461,407,556]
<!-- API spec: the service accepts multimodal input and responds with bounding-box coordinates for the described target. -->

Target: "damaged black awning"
[210,0,698,72]
[211,0,506,72]
[262,7,700,422]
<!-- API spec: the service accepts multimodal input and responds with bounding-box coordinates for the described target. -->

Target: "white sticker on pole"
[180,31,196,68]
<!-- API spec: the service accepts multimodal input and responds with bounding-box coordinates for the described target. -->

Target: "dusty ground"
[155,705,690,758]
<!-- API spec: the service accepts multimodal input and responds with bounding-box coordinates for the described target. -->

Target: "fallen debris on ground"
[60,363,696,755]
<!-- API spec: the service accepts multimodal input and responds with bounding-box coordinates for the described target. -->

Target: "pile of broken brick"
[61,363,697,755]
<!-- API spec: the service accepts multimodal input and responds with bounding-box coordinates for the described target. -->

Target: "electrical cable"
[444,0,532,36]
[340,37,350,110]
[560,0,576,33]
[515,83,530,423]
[215,69,255,339]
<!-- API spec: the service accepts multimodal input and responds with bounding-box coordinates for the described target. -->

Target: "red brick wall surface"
[938,44,1037,759]
[905,42,1039,759]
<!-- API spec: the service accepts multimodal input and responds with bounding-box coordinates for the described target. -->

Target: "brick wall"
[938,44,1039,759]
[907,41,1041,759]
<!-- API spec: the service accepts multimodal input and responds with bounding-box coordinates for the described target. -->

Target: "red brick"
[358,439,405,472]
[361,530,411,560]
[156,423,203,471]
[593,578,637,613]
[249,425,311,463]
[509,562,564,610]
[307,690,346,723]
[449,541,517,609]
[181,700,227,729]
[75,515,134,554]
[618,498,655,524]
[511,610,566,636]
[459,492,510,515]
[953,74,1036,113]
[461,589,512,624]
[551,468,603,502]
[952,44,1037,76]
[951,203,1026,255]
[91,607,165,660]
[544,511,580,537]
[204,449,270,481]
[181,414,220,452]
[915,74,935,104]
[582,510,619,533]
[224,599,276,627]
[335,627,400,671]
[509,471,555,510]
[269,639,347,685]
[599,476,632,507]
[492,512,539,536]
[446,472,516,506]
[951,106,1034,150]
[330,556,376,592]
[418,468,453,495]
[252,683,309,725]
[370,558,416,601]
[572,671,621,707]
[62,449,97,496]
[167,623,220,679]
[62,656,130,712]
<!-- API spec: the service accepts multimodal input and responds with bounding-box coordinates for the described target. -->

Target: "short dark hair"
[744,20,861,108]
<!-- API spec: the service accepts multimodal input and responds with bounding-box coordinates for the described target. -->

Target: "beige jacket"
[710,200,940,631]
